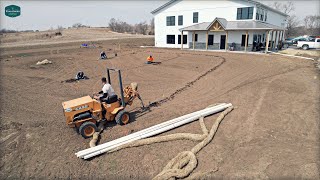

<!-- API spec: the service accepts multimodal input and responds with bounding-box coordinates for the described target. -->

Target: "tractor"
[62,68,144,138]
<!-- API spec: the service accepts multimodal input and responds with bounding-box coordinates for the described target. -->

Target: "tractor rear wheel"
[115,110,130,125]
[79,122,98,139]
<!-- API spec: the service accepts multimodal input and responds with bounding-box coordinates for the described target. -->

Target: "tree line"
[271,2,320,37]
[108,18,154,35]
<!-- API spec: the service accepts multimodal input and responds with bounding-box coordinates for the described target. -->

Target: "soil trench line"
[147,56,226,108]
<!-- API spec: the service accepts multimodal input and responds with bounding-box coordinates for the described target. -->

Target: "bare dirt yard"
[0,36,319,179]
[278,48,320,59]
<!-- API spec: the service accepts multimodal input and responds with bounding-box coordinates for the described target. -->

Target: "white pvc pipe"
[76,103,227,157]
[77,103,229,158]
[77,104,226,158]
[81,103,232,159]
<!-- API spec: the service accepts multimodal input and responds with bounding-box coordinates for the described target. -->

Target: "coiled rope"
[106,106,234,179]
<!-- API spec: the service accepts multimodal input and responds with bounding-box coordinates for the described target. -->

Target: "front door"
[220,35,226,49]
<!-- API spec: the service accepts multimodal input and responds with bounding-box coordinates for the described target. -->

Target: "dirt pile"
[36,59,52,65]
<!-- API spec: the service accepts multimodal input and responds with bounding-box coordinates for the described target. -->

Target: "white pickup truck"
[297,38,320,50]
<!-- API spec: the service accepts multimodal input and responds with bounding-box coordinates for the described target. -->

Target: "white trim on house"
[152,0,287,52]
[151,0,289,17]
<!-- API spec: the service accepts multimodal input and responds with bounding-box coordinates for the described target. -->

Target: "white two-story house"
[151,0,288,52]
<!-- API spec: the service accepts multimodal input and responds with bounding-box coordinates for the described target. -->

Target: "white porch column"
[225,31,228,51]
[275,31,278,50]
[278,30,281,49]
[181,31,183,50]
[270,31,274,50]
[206,31,208,50]
[193,31,195,50]
[245,31,248,52]
[265,30,270,53]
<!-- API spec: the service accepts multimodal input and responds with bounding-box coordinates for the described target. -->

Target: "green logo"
[5,5,21,17]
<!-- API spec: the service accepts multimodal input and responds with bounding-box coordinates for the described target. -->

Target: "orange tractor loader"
[62,68,144,138]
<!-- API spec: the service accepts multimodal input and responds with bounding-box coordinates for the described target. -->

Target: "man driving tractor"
[62,68,146,138]
[94,77,115,102]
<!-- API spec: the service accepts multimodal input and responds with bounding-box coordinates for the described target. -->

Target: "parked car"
[292,37,308,45]
[297,38,320,50]
[283,38,294,48]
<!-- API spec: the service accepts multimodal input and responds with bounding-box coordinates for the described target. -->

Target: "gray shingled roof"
[179,18,285,31]
[151,0,288,17]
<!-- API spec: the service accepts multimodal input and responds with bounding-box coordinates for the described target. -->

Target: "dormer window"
[237,7,254,20]
[265,10,268,21]
[256,8,267,22]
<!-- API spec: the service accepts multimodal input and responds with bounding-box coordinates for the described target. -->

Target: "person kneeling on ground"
[75,71,85,80]
[146,55,154,64]
[100,51,107,59]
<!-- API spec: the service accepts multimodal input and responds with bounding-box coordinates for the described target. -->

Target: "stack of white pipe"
[76,103,232,159]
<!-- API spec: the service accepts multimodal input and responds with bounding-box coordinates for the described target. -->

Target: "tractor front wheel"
[115,110,130,125]
[79,122,98,139]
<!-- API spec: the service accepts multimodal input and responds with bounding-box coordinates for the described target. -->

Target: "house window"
[253,34,257,42]
[178,15,183,26]
[265,10,268,21]
[256,8,266,21]
[193,12,198,23]
[178,35,187,44]
[258,35,262,43]
[262,34,265,42]
[241,34,249,46]
[167,35,175,44]
[256,8,260,20]
[208,35,214,45]
[237,7,253,20]
[194,34,198,42]
[166,16,175,26]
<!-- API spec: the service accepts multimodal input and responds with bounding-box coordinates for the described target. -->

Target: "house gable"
[209,20,225,31]
[208,20,225,32]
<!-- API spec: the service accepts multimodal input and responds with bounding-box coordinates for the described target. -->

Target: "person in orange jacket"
[146,55,154,64]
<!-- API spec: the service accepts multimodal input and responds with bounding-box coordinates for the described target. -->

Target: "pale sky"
[0,0,319,31]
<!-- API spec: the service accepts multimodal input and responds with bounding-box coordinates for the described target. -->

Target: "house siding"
[153,0,287,49]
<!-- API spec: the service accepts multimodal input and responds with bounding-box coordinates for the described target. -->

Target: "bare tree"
[108,18,154,35]
[0,29,17,33]
[286,15,300,37]
[108,18,117,31]
[57,25,63,31]
[304,15,320,29]
[109,18,133,33]
[149,18,155,35]
[72,23,84,28]
[109,18,151,34]
[270,2,298,37]
[271,1,294,14]
[303,15,320,35]
[135,21,148,35]
[281,1,294,14]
